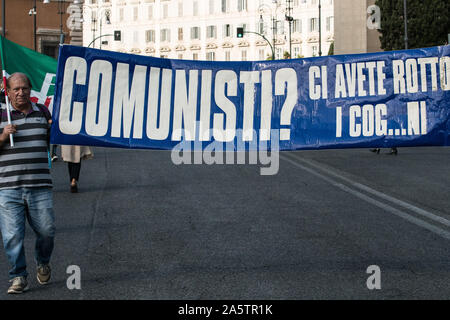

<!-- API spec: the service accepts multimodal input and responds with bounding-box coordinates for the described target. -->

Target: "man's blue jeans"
[0,187,55,279]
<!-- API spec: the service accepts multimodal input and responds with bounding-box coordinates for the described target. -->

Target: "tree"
[376,0,450,51]
[327,42,334,55]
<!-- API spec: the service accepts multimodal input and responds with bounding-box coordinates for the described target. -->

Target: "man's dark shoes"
[37,264,51,285]
[370,148,380,154]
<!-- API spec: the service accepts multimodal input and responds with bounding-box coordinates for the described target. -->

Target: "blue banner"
[51,45,450,151]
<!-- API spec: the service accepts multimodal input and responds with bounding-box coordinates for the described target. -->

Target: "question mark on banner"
[275,68,298,140]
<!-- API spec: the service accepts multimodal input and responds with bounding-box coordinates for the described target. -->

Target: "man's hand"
[0,124,17,144]
[1,124,16,137]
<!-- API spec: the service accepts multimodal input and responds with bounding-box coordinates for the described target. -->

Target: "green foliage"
[376,0,450,50]
[328,42,334,55]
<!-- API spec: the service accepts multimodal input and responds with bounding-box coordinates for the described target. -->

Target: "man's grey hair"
[6,72,32,89]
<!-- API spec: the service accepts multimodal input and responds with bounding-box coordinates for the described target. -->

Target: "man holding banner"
[0,36,60,294]
[0,73,55,294]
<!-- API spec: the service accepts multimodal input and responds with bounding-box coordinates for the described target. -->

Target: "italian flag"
[0,36,57,146]
[0,35,57,112]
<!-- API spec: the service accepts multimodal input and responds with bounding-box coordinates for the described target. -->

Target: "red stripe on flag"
[45,96,52,108]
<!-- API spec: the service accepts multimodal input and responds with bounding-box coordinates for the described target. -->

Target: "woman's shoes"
[388,147,398,155]
[70,182,78,193]
[370,148,398,155]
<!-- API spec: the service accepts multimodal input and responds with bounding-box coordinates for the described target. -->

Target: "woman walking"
[61,145,93,193]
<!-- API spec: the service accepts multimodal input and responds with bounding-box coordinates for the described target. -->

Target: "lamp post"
[285,0,294,58]
[403,0,408,49]
[29,1,37,51]
[318,0,322,56]
[2,0,5,37]
[58,0,65,44]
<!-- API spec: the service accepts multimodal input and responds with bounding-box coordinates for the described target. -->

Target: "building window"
[206,25,217,39]
[178,54,183,59]
[276,47,282,59]
[146,30,155,43]
[209,0,215,14]
[309,18,319,32]
[326,16,334,32]
[163,3,169,19]
[241,50,247,61]
[148,5,153,20]
[193,53,199,60]
[191,27,201,40]
[258,49,265,60]
[237,0,247,12]
[293,19,301,33]
[178,28,183,41]
[119,8,124,22]
[257,20,264,34]
[42,42,59,59]
[238,23,248,36]
[312,45,318,56]
[178,2,183,17]
[276,20,284,34]
[293,46,301,58]
[161,28,171,42]
[133,6,138,20]
[193,1,198,16]
[223,24,232,37]
[206,52,215,61]
[225,51,231,61]
[221,0,229,13]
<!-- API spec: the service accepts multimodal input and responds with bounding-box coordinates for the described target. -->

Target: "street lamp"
[99,9,111,49]
[258,1,285,60]
[258,5,276,60]
[82,4,112,48]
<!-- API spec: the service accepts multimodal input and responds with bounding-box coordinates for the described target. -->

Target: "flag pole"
[2,70,14,147]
